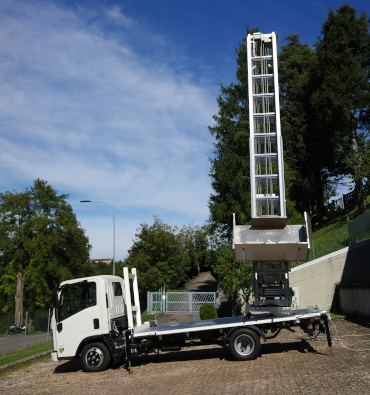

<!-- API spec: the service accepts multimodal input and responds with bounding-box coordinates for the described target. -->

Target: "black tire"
[80,342,111,372]
[229,328,261,361]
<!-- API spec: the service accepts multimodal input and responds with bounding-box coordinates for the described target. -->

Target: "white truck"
[51,267,333,373]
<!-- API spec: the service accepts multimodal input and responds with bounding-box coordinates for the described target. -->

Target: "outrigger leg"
[322,313,333,356]
[125,330,132,373]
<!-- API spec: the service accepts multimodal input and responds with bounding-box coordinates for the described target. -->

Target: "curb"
[0,350,50,372]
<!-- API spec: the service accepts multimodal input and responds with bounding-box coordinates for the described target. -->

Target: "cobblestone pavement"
[1,317,369,394]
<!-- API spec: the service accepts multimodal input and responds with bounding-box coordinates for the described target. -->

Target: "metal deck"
[233,223,309,261]
[133,307,324,338]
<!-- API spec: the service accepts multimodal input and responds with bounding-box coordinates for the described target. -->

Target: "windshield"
[59,281,96,322]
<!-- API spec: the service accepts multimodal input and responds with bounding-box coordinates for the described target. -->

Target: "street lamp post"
[80,200,116,276]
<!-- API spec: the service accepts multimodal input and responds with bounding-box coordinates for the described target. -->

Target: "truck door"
[55,280,103,358]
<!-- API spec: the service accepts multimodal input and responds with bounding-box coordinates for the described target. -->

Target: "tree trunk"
[15,265,24,326]
[350,113,366,212]
[314,171,326,220]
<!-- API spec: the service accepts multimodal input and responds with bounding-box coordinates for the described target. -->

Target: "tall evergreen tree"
[279,34,317,214]
[314,5,370,211]
[278,34,337,217]
[208,28,255,240]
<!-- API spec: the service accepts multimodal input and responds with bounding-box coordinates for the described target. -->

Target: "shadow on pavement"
[130,346,227,368]
[53,337,328,373]
[261,339,326,356]
[54,359,82,374]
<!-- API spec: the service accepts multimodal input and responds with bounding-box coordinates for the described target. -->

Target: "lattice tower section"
[247,32,286,229]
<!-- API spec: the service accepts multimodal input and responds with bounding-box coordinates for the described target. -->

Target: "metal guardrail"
[348,211,370,246]
[326,185,369,214]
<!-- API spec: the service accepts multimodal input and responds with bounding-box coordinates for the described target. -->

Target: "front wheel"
[229,328,261,361]
[81,342,111,372]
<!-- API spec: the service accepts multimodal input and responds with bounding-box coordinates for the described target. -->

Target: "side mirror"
[53,290,61,323]
[53,290,59,309]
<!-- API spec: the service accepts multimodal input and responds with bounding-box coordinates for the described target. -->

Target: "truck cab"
[51,275,129,371]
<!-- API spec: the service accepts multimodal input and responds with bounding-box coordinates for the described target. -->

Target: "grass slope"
[309,197,370,261]
[0,342,51,367]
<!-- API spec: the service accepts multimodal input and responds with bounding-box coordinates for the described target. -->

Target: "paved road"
[0,333,49,356]
[185,271,217,292]
[1,318,369,394]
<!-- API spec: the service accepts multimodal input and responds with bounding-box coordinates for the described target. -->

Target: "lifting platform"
[233,32,310,307]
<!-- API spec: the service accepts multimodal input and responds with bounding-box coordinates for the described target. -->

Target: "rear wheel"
[229,328,261,361]
[81,342,111,372]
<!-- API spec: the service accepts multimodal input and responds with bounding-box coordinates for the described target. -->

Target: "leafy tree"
[212,244,253,315]
[125,217,190,295]
[346,136,370,190]
[89,259,128,278]
[314,5,370,211]
[177,223,211,277]
[0,179,92,314]
[90,260,114,276]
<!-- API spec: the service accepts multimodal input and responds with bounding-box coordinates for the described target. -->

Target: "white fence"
[147,291,219,314]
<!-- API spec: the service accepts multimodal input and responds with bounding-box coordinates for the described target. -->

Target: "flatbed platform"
[133,307,325,338]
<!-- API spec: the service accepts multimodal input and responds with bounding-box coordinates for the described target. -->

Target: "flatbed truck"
[50,31,335,373]
[51,267,332,372]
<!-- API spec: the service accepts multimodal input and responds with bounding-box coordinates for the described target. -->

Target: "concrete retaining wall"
[339,286,370,317]
[289,240,370,314]
[290,248,347,311]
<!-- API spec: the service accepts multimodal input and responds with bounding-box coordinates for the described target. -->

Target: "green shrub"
[199,304,218,320]
[29,310,50,332]
[0,315,14,335]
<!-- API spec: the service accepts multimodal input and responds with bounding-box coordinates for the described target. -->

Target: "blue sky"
[1,0,368,260]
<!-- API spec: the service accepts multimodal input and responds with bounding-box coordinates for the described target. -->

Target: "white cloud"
[0,1,217,258]
[104,5,135,29]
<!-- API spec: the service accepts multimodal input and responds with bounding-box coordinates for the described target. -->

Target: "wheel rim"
[85,347,104,369]
[234,334,254,356]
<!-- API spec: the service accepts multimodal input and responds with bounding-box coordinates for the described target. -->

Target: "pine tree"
[208,28,255,240]
[279,34,318,214]
[314,5,370,211]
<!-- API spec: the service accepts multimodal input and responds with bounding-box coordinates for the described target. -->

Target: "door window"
[112,282,123,296]
[59,282,96,322]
